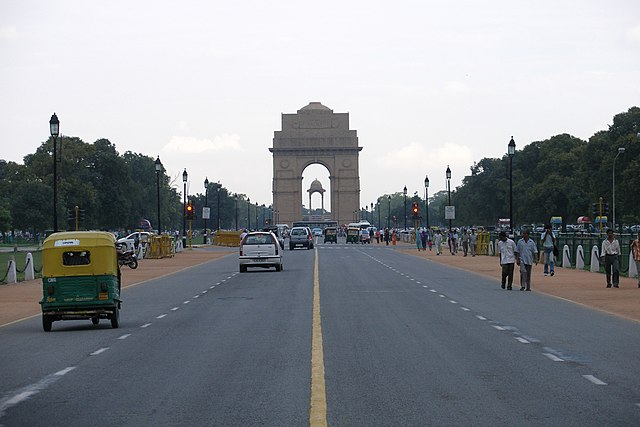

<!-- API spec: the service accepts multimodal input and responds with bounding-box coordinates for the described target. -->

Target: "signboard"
[202,207,211,220]
[445,206,455,220]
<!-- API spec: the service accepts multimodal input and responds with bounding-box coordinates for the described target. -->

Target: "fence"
[0,250,43,284]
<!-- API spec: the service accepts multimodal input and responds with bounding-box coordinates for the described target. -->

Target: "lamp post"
[247,197,251,230]
[403,185,407,231]
[377,201,380,229]
[49,113,60,232]
[424,175,429,229]
[182,169,188,247]
[203,177,209,244]
[508,136,516,234]
[613,147,625,231]
[155,157,162,234]
[446,166,452,233]
[216,184,221,231]
[387,195,391,229]
[235,194,238,231]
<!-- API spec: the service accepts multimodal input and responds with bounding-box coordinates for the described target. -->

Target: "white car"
[239,231,283,272]
[116,231,153,251]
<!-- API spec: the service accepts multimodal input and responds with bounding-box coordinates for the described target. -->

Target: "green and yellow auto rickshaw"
[323,227,337,243]
[346,227,360,244]
[40,231,122,331]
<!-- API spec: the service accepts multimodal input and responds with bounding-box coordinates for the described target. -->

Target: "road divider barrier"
[147,235,175,259]
[214,231,242,247]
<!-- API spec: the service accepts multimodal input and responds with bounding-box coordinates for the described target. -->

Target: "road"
[1,238,639,426]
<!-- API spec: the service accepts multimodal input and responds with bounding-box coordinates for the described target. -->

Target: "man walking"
[516,230,538,291]
[434,230,442,255]
[497,231,516,290]
[541,224,556,276]
[470,229,477,256]
[600,229,621,288]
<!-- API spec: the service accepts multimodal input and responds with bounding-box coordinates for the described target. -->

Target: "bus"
[292,220,338,231]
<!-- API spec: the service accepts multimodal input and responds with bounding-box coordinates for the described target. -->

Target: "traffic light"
[78,209,85,222]
[591,203,597,217]
[412,202,419,218]
[603,202,609,217]
[67,208,75,222]
[186,202,194,220]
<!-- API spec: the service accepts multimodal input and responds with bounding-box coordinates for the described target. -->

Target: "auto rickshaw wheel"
[110,306,120,329]
[91,317,99,325]
[42,315,52,332]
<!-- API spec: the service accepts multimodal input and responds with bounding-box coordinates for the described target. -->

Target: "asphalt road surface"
[1,238,639,426]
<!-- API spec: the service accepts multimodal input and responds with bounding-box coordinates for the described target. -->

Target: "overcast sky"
[1,0,639,212]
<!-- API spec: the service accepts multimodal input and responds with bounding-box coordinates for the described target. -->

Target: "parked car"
[239,231,283,272]
[116,231,153,252]
[289,226,314,250]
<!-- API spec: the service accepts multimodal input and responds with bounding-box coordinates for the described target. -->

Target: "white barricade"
[629,252,638,279]
[25,253,35,281]
[575,245,584,270]
[563,245,572,268]
[590,245,600,272]
[175,239,183,253]
[489,240,496,256]
[7,259,17,284]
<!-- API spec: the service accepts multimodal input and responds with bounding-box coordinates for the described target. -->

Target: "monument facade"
[270,102,362,226]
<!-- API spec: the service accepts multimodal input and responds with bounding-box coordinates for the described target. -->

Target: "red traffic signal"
[412,202,419,217]
[186,202,194,220]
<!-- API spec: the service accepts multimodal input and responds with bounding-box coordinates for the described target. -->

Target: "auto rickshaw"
[40,231,122,331]
[323,227,337,243]
[346,227,360,244]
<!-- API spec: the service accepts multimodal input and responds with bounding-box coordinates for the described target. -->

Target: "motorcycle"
[116,243,138,269]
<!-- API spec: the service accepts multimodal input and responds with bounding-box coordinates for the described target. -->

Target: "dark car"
[289,226,314,250]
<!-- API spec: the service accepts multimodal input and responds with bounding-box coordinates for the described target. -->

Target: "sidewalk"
[397,243,640,323]
[0,249,233,328]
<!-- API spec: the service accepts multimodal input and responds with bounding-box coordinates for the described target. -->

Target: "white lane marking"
[183,300,190,304]
[0,367,76,418]
[449,300,457,304]
[171,307,179,311]
[476,315,487,321]
[460,307,471,312]
[422,285,428,288]
[54,367,76,376]
[543,353,564,362]
[439,294,446,298]
[210,285,216,289]
[515,337,530,344]
[410,278,415,281]
[201,290,207,294]
[416,281,421,284]
[118,334,132,340]
[583,375,607,385]
[90,347,109,356]
[227,276,232,279]
[492,325,506,331]
[193,295,200,299]
[156,314,167,319]
[429,289,437,293]
[141,323,152,328]
[216,282,221,285]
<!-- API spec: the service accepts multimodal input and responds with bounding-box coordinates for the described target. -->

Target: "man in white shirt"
[497,231,517,290]
[600,229,621,288]
[516,230,539,291]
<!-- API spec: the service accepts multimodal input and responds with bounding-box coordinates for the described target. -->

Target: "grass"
[0,249,43,283]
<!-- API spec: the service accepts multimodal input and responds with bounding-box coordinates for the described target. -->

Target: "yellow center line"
[310,247,327,427]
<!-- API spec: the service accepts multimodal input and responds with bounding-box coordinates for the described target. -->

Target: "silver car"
[239,231,283,272]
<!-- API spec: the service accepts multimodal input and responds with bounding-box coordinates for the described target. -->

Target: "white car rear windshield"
[243,235,274,245]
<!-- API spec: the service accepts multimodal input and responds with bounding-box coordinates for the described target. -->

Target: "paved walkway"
[396,243,640,323]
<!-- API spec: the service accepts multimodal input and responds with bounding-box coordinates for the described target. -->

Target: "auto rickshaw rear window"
[62,251,91,266]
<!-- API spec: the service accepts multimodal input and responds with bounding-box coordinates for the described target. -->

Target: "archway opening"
[301,163,331,221]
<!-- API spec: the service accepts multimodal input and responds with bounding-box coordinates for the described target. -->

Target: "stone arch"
[270,102,362,226]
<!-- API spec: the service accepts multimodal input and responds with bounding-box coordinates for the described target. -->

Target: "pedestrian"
[541,224,556,276]
[416,228,423,251]
[452,229,458,255]
[497,231,516,290]
[470,229,477,257]
[375,229,380,244]
[600,229,621,288]
[516,230,538,291]
[632,231,640,288]
[420,228,428,251]
[461,229,469,257]
[384,228,390,246]
[434,230,442,255]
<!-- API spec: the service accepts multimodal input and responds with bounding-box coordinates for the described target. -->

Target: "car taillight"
[239,247,243,256]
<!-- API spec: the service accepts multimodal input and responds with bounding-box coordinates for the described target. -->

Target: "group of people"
[498,225,640,291]
[412,228,479,257]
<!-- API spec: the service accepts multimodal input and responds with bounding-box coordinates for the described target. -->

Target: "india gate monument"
[270,102,362,226]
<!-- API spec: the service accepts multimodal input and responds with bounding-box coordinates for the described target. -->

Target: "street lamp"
[446,165,452,233]
[387,195,391,229]
[155,157,162,234]
[424,175,429,229]
[216,183,221,231]
[377,201,380,229]
[370,203,374,225]
[613,147,625,231]
[508,136,516,234]
[403,185,407,231]
[49,113,60,232]
[247,197,251,230]
[235,194,238,231]
[182,169,188,247]
[203,177,209,244]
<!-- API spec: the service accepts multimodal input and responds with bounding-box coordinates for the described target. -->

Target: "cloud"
[626,24,640,46]
[0,26,17,40]
[176,120,191,132]
[163,134,243,154]
[443,81,469,95]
